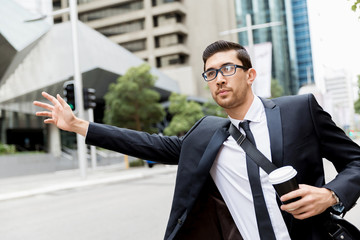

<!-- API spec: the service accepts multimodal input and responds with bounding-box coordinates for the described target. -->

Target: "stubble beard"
[212,93,239,111]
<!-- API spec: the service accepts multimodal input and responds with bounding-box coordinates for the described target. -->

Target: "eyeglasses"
[202,64,249,82]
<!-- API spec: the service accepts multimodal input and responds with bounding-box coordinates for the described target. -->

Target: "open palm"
[33,92,76,132]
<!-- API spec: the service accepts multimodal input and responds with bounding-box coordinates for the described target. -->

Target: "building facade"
[291,0,314,87]
[234,0,314,95]
[51,0,238,98]
[0,0,179,153]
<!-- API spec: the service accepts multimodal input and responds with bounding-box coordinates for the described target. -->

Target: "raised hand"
[33,92,88,136]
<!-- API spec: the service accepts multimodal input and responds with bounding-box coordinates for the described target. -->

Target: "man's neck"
[226,93,255,120]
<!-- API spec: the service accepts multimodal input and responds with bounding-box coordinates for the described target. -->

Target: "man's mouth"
[217,89,230,96]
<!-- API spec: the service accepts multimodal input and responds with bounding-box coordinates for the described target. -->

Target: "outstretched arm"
[33,92,89,136]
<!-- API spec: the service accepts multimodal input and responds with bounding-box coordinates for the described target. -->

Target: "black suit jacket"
[86,94,360,240]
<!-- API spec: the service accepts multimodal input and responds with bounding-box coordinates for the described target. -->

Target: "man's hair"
[202,40,252,70]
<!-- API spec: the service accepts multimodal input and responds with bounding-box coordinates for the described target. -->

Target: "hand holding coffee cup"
[268,166,301,204]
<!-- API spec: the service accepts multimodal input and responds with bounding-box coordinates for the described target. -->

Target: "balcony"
[152,1,187,16]
[85,9,145,29]
[154,43,189,57]
[153,23,188,36]
[108,29,147,44]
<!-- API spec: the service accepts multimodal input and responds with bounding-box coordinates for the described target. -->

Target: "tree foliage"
[0,142,16,155]
[203,99,227,117]
[103,64,165,133]
[271,78,284,98]
[163,93,204,136]
[354,75,360,114]
[351,0,360,12]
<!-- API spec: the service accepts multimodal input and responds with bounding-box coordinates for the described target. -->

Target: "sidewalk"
[0,164,177,202]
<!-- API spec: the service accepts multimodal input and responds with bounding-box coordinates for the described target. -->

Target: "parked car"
[146,160,157,168]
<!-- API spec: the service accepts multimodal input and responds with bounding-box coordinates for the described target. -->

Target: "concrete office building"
[323,68,356,130]
[0,0,179,154]
[51,0,238,98]
[298,67,356,131]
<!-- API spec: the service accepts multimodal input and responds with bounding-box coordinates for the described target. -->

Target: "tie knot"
[239,120,250,131]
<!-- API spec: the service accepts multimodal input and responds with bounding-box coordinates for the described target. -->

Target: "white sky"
[307,0,360,75]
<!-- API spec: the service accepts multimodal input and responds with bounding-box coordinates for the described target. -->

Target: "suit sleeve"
[308,94,360,211]
[85,122,182,165]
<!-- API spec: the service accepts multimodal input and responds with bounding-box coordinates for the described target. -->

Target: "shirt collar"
[229,96,264,129]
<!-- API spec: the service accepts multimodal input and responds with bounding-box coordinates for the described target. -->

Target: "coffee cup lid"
[268,166,297,184]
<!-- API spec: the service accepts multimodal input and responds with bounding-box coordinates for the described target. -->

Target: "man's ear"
[247,68,257,85]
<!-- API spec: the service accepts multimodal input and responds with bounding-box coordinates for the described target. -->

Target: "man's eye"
[223,66,234,73]
[207,71,216,78]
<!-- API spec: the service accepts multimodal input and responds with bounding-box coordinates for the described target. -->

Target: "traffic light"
[63,82,76,111]
[83,88,96,109]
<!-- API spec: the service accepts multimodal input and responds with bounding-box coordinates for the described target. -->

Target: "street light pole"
[246,14,255,62]
[25,0,88,178]
[69,0,87,179]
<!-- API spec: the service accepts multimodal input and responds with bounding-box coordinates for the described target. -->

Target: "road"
[0,161,359,240]
[0,170,176,240]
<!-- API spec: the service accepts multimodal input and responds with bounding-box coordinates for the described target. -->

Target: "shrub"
[0,143,16,155]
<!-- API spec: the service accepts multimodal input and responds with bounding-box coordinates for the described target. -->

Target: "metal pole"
[124,155,129,169]
[307,65,312,85]
[69,0,87,179]
[88,108,97,169]
[246,14,255,63]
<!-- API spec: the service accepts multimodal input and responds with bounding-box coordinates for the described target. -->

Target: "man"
[34,40,360,240]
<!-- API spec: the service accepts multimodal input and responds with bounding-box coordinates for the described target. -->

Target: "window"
[156,54,187,68]
[152,0,181,7]
[155,34,185,48]
[78,0,99,4]
[121,39,146,52]
[153,12,183,27]
[79,0,143,22]
[97,20,145,37]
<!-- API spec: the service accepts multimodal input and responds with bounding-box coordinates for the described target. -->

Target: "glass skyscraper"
[292,0,314,87]
[234,0,314,95]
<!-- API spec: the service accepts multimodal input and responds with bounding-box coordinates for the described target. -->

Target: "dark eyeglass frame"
[202,64,249,82]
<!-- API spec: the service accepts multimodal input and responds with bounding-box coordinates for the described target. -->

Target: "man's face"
[205,50,254,112]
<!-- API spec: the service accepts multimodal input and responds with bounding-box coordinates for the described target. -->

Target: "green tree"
[354,75,360,114]
[351,0,360,12]
[163,93,204,136]
[103,64,165,133]
[271,78,284,98]
[203,99,227,117]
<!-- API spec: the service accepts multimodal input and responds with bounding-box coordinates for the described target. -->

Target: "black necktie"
[239,121,276,240]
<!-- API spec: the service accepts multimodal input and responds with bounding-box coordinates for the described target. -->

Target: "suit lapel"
[196,127,230,177]
[260,98,293,226]
[188,127,230,206]
[260,98,283,168]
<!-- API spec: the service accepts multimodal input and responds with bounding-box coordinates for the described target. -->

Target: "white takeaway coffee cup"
[268,166,300,204]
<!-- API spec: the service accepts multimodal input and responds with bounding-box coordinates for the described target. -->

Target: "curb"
[0,166,177,202]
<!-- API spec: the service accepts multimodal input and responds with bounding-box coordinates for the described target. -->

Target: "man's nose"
[216,72,226,85]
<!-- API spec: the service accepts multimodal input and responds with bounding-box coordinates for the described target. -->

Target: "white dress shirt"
[210,96,291,240]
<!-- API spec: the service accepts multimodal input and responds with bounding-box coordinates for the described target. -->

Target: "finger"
[44,118,55,124]
[36,111,53,117]
[280,188,304,202]
[33,101,54,111]
[42,91,59,106]
[57,94,69,109]
[281,202,300,212]
[292,210,312,220]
